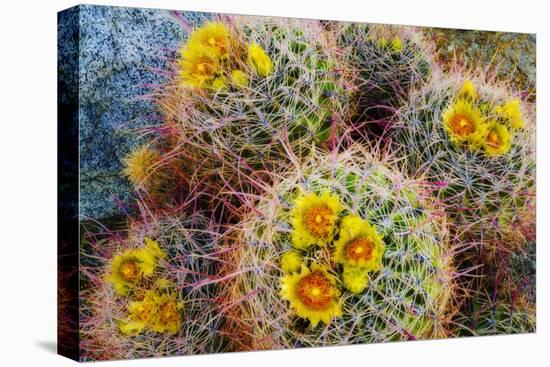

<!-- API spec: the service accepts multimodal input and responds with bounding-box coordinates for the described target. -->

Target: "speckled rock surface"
[69,5,209,219]
[427,28,536,99]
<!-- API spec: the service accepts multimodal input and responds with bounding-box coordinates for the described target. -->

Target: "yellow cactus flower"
[280,264,342,327]
[230,69,249,88]
[442,99,486,148]
[391,36,403,53]
[484,121,512,156]
[106,238,166,295]
[459,80,477,101]
[122,145,162,189]
[119,291,158,335]
[186,22,231,58]
[290,191,344,249]
[342,266,370,294]
[178,45,221,88]
[247,43,274,77]
[495,99,525,129]
[333,215,384,271]
[119,290,182,335]
[280,250,303,274]
[107,250,147,295]
[150,292,183,335]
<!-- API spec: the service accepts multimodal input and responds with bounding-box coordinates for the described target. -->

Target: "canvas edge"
[57,4,80,362]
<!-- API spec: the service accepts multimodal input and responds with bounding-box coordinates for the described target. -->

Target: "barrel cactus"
[79,212,228,360]
[393,71,535,251]
[221,145,458,350]
[332,23,433,138]
[457,241,535,336]
[472,298,536,336]
[157,16,347,208]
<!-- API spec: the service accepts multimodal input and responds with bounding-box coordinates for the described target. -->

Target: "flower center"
[303,205,334,238]
[159,300,179,325]
[346,238,374,263]
[208,37,217,47]
[136,302,154,322]
[450,114,475,137]
[120,260,139,281]
[296,271,333,310]
[487,130,501,148]
[194,59,214,77]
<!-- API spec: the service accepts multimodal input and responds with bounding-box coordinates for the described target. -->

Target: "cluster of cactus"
[79,211,229,360]
[79,13,535,360]
[391,71,535,339]
[155,16,348,207]
[221,146,458,350]
[332,23,433,137]
[457,241,536,336]
[392,71,535,250]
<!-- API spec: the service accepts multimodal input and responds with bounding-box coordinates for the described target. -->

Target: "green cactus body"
[457,241,535,336]
[79,213,228,360]
[159,17,348,198]
[470,299,535,336]
[334,23,433,137]
[223,145,458,350]
[393,73,535,249]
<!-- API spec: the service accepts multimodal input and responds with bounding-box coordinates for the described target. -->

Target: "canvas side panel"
[57,5,80,362]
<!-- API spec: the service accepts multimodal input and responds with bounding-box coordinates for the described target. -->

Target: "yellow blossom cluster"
[279,191,385,327]
[443,80,525,156]
[119,289,182,336]
[178,22,274,90]
[106,238,182,336]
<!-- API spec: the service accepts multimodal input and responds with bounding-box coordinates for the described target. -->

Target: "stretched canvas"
[57,4,536,362]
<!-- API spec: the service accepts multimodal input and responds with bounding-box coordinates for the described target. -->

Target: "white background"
[0,0,547,365]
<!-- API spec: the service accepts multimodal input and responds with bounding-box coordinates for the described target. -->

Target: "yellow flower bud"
[247,43,274,77]
[342,266,369,294]
[211,76,227,91]
[377,37,388,49]
[391,36,403,53]
[280,250,303,274]
[231,69,249,88]
[495,99,525,129]
[459,80,477,101]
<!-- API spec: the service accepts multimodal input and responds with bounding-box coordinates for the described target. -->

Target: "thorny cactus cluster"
[222,146,457,350]
[393,71,535,250]
[79,211,229,360]
[457,240,536,336]
[391,71,535,339]
[154,16,348,211]
[79,13,535,361]
[333,23,433,138]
